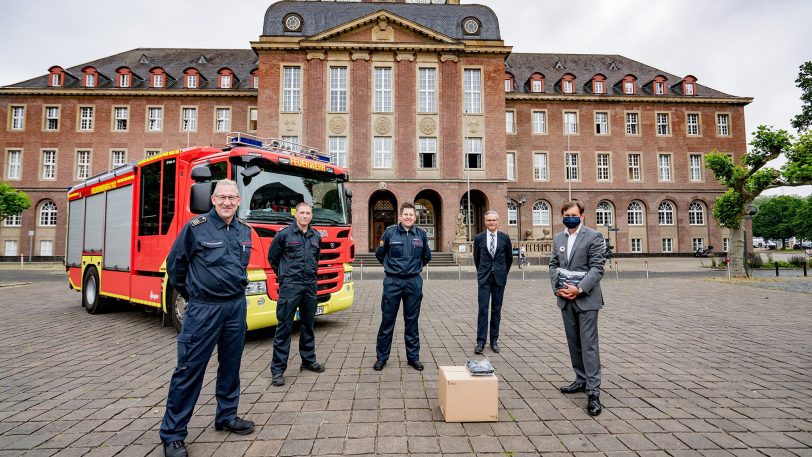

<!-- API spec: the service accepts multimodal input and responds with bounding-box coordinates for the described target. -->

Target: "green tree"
[0,183,31,222]
[792,61,812,132]
[752,195,802,247]
[793,195,812,242]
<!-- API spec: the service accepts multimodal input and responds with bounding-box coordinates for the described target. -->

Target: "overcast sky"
[2,0,810,194]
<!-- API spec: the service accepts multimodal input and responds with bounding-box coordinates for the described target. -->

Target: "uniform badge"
[379,240,384,247]
[559,246,566,253]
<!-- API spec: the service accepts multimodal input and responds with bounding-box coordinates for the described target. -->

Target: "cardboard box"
[438,366,498,422]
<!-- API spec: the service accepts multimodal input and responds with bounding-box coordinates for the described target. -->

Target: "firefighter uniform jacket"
[267,224,322,284]
[375,223,432,277]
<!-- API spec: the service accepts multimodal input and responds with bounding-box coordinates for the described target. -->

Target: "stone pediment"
[301,10,460,47]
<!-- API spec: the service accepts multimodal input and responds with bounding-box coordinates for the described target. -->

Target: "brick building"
[0,0,750,259]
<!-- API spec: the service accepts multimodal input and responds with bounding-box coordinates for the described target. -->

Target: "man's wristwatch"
[577,287,583,295]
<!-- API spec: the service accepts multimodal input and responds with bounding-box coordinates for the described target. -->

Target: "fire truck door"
[133,158,177,273]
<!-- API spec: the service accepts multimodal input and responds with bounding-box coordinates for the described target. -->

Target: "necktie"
[489,233,496,256]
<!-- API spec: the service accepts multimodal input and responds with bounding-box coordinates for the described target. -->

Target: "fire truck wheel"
[170,288,187,333]
[82,267,107,314]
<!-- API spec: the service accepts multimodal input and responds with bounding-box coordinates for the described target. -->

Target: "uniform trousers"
[270,281,318,375]
[376,274,423,363]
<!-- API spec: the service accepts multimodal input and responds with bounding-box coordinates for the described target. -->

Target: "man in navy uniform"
[267,201,325,387]
[472,210,513,354]
[160,179,255,457]
[373,202,432,371]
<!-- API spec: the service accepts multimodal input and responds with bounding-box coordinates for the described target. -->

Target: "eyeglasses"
[214,194,240,203]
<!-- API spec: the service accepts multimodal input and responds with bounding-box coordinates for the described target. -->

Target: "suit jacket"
[548,225,605,310]
[473,231,513,286]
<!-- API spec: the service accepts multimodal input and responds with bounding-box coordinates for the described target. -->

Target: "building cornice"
[252,39,510,55]
[354,178,508,184]
[0,88,258,98]
[506,93,752,106]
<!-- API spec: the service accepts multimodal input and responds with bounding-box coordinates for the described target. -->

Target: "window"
[111,150,127,168]
[329,67,347,112]
[4,214,21,227]
[418,68,436,113]
[565,152,578,180]
[631,238,642,253]
[3,240,18,257]
[564,111,577,134]
[717,113,730,136]
[530,111,547,134]
[593,80,604,94]
[532,201,550,226]
[85,74,95,87]
[138,161,160,236]
[596,153,610,181]
[689,201,705,225]
[248,108,258,131]
[563,80,573,94]
[148,107,163,131]
[658,201,675,225]
[6,150,21,179]
[506,152,515,180]
[10,106,25,130]
[505,111,515,133]
[152,74,164,88]
[655,81,665,95]
[251,75,258,89]
[119,74,130,88]
[684,83,694,95]
[627,201,644,225]
[531,79,543,92]
[219,75,231,89]
[464,138,482,169]
[595,112,608,134]
[40,240,54,256]
[625,112,638,135]
[533,152,548,180]
[504,78,512,92]
[373,137,392,168]
[374,67,393,112]
[282,66,301,112]
[40,107,59,133]
[51,73,60,86]
[596,201,613,226]
[181,107,197,132]
[624,81,634,94]
[723,238,729,253]
[76,150,91,179]
[39,201,57,226]
[329,136,347,168]
[662,238,673,253]
[113,107,129,131]
[463,69,482,114]
[687,113,700,135]
[692,238,704,251]
[507,201,517,226]
[658,154,671,181]
[419,137,436,169]
[689,154,702,181]
[145,149,160,158]
[281,136,299,150]
[186,74,198,89]
[79,107,94,131]
[656,113,670,135]
[41,150,56,179]
[627,153,641,181]
[215,108,231,132]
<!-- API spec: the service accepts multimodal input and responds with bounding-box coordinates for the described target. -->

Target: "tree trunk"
[729,227,748,277]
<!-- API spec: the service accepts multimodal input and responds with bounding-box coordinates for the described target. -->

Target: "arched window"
[689,201,705,225]
[658,201,675,225]
[627,200,645,225]
[532,200,550,226]
[595,201,613,226]
[507,201,518,226]
[415,199,435,226]
[38,201,57,226]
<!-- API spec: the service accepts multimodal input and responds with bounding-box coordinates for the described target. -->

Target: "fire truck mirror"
[190,181,215,214]
[191,165,212,182]
[240,165,262,186]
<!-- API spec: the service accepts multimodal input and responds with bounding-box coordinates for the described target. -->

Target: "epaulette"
[235,217,249,226]
[190,215,207,227]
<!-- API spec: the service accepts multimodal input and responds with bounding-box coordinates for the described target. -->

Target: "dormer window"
[529,73,544,93]
[85,74,95,88]
[51,73,60,87]
[655,81,665,94]
[220,75,231,89]
[624,82,633,94]
[621,75,637,95]
[186,74,198,89]
[564,80,573,93]
[251,70,259,89]
[685,82,694,95]
[681,76,698,96]
[504,73,514,92]
[119,74,130,88]
[561,74,576,94]
[591,74,606,94]
[153,74,164,88]
[531,80,542,92]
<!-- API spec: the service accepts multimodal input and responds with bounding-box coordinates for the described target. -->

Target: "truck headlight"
[343,271,352,284]
[245,281,267,296]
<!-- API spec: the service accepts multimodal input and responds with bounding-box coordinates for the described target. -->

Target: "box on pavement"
[438,366,498,422]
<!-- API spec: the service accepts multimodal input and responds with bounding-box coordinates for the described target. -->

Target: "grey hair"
[213,179,238,193]
[484,210,500,218]
[295,201,312,211]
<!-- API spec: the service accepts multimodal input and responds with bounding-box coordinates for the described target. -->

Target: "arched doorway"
[415,189,442,251]
[460,190,489,241]
[369,190,397,251]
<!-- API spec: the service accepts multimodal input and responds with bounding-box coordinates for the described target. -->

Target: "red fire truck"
[66,133,355,331]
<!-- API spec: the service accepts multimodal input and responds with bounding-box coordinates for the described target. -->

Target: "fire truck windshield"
[236,163,348,225]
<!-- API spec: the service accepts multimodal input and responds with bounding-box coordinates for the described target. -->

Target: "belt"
[189,294,244,304]
[385,272,419,279]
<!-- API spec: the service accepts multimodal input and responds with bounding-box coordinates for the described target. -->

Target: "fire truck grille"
[317,272,340,292]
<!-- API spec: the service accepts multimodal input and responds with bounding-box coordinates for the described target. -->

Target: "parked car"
[752,237,765,248]
[793,240,812,249]
[765,240,777,249]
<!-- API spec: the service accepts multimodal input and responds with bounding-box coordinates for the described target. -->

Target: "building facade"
[0,0,750,259]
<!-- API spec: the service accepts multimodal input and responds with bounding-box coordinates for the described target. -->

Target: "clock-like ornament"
[284,14,302,32]
[462,17,480,35]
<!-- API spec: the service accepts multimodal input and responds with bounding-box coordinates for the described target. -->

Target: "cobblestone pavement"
[1,274,811,456]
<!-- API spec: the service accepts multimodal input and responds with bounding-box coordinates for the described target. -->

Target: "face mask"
[563,216,581,229]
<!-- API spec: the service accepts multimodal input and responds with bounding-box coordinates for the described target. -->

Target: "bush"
[748,253,764,268]
[788,255,807,267]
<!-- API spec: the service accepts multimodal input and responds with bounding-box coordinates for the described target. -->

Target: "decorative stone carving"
[455,212,467,240]
[440,54,459,63]
[419,117,437,135]
[283,120,297,133]
[466,118,480,134]
[352,52,370,61]
[372,16,394,42]
[374,117,392,135]
[378,181,387,190]
[329,117,347,134]
[306,51,325,61]
[396,52,415,62]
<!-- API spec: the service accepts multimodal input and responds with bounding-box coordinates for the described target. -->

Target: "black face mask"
[563,216,581,229]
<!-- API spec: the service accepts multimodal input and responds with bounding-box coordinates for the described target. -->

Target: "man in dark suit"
[472,210,513,354]
[549,200,606,416]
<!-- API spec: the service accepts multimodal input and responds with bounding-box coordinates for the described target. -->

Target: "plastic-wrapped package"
[465,358,495,376]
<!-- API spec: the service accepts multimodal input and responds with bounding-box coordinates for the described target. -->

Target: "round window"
[462,17,480,35]
[284,14,302,32]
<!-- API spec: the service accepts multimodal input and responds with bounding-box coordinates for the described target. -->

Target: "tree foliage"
[0,183,31,221]
[794,195,812,241]
[791,61,812,132]
[752,196,802,243]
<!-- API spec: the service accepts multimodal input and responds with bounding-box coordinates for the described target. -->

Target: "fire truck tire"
[82,267,107,314]
[169,288,187,333]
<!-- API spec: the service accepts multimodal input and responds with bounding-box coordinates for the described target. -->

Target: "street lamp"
[604,222,619,254]
[506,194,527,241]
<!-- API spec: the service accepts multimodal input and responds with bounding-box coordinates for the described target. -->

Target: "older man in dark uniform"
[373,202,432,371]
[160,179,255,457]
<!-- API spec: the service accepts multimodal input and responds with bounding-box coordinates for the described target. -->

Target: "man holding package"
[548,200,606,416]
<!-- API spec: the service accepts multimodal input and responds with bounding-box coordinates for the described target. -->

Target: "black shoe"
[300,362,325,373]
[408,360,424,371]
[559,382,586,394]
[215,417,255,435]
[163,440,188,457]
[587,395,603,416]
[271,373,285,386]
[373,360,386,371]
[490,342,500,353]
[474,344,484,354]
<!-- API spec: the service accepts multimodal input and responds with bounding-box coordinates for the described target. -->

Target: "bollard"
[20,253,24,269]
[360,259,363,282]
[458,260,462,281]
[644,260,649,280]
[726,258,731,281]
[426,264,429,281]
[804,262,807,277]
[522,267,525,281]
[775,263,779,277]
[615,260,619,281]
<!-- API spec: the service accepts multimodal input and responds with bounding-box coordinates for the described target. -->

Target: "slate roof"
[262,0,501,40]
[6,48,259,90]
[505,53,738,98]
